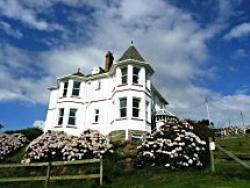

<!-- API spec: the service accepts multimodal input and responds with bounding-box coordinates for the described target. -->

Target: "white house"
[44,45,169,139]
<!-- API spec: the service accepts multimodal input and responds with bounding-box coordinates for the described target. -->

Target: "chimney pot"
[104,51,114,72]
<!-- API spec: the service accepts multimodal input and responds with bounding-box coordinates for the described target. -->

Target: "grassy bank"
[0,137,249,188]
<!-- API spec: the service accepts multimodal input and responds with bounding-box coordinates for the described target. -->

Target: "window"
[120,97,127,117]
[133,98,140,117]
[68,108,77,125]
[58,108,64,125]
[94,109,99,123]
[121,67,128,84]
[72,81,81,96]
[63,81,68,97]
[96,80,101,90]
[146,101,149,121]
[133,67,140,84]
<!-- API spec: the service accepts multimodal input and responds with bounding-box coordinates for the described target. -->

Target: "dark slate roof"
[118,45,145,62]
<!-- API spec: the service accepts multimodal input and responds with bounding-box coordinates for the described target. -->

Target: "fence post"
[100,156,103,186]
[45,150,52,188]
[208,137,215,173]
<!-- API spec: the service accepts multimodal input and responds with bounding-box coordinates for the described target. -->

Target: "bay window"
[133,67,140,84]
[68,108,77,125]
[120,97,127,117]
[58,108,64,125]
[133,98,140,117]
[121,67,128,85]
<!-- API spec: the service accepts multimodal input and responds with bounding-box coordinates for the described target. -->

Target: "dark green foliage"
[5,128,43,141]
[186,119,214,140]
[0,124,4,130]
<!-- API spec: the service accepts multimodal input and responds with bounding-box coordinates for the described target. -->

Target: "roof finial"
[77,68,80,73]
[131,40,134,45]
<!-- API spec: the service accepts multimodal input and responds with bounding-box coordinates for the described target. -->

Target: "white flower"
[165,163,170,167]
[188,159,193,164]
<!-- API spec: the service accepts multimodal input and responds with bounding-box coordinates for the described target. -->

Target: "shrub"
[0,133,28,160]
[135,118,207,169]
[22,129,113,163]
[6,128,43,141]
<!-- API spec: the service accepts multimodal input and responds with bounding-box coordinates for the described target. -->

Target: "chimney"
[104,51,114,72]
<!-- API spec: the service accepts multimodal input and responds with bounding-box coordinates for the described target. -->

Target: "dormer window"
[63,81,68,97]
[121,67,128,85]
[133,67,140,84]
[72,81,81,96]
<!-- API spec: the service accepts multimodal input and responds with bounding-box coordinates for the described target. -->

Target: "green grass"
[0,164,249,188]
[215,136,250,160]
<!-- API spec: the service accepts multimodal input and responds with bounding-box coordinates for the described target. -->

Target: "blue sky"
[0,0,250,130]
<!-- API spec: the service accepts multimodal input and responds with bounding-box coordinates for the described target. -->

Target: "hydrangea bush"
[0,133,28,160]
[22,129,113,163]
[135,118,207,169]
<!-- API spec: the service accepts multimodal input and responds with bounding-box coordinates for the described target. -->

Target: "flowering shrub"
[0,133,28,160]
[135,118,207,169]
[22,129,113,163]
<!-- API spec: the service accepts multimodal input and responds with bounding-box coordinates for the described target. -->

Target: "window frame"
[68,108,77,125]
[72,81,81,96]
[119,97,127,117]
[121,67,128,85]
[58,108,64,126]
[94,109,99,123]
[96,80,101,90]
[62,81,68,97]
[145,101,149,122]
[132,97,141,118]
[132,67,140,84]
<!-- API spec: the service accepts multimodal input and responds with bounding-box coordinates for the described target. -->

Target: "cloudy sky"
[0,0,250,130]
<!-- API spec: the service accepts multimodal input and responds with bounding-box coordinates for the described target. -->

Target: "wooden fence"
[209,137,250,173]
[0,158,103,187]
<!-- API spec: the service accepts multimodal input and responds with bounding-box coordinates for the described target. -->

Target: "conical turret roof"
[118,45,145,62]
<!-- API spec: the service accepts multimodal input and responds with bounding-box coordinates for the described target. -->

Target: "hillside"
[0,136,249,188]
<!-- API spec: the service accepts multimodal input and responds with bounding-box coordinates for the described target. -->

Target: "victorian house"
[44,45,170,139]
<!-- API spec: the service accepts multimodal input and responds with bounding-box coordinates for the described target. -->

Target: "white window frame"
[94,109,99,123]
[96,80,101,90]
[132,67,140,84]
[72,81,81,96]
[58,108,64,126]
[146,101,149,121]
[119,97,127,117]
[68,108,77,125]
[62,81,68,97]
[121,67,128,85]
[132,97,141,118]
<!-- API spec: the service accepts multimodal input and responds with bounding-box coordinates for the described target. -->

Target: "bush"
[22,129,113,163]
[6,128,43,141]
[135,118,207,169]
[0,133,28,160]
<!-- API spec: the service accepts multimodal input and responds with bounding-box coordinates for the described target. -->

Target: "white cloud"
[224,22,250,40]
[0,0,62,31]
[32,120,45,130]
